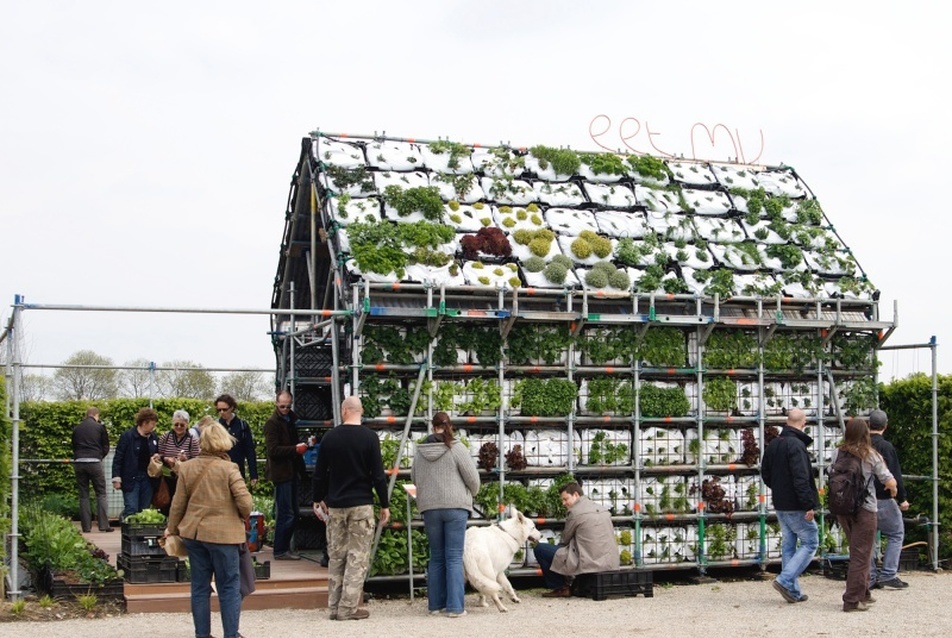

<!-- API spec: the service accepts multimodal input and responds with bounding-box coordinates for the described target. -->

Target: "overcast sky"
[1,1,947,382]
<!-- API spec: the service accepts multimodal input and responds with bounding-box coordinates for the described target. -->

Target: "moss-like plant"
[543,261,568,284]
[524,256,545,273]
[608,268,631,290]
[585,269,609,288]
[530,145,581,175]
[627,155,668,182]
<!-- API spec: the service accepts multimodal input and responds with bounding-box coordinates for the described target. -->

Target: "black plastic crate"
[294,345,335,377]
[118,555,180,583]
[292,514,327,551]
[295,385,333,421]
[121,522,167,558]
[899,547,920,571]
[572,569,653,601]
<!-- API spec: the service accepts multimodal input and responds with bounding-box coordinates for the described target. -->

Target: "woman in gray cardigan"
[411,412,480,617]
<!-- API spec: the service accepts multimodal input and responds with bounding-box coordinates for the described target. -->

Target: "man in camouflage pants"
[312,396,390,620]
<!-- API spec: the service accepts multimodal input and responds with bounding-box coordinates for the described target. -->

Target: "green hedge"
[880,373,952,560]
[18,398,275,504]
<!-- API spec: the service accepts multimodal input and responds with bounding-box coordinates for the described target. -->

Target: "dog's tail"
[463,545,503,595]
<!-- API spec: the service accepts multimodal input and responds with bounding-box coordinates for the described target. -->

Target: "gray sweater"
[411,439,480,513]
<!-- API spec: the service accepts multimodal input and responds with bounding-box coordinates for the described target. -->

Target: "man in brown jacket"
[533,482,620,597]
[264,390,307,560]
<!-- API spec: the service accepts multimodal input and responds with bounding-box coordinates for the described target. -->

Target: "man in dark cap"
[868,409,910,589]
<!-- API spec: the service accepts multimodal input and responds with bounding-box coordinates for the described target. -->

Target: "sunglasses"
[216,407,230,413]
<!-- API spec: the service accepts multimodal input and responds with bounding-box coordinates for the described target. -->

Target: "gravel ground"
[5,570,949,638]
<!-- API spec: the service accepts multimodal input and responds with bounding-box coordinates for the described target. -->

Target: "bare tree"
[19,373,53,402]
[119,358,156,398]
[158,360,215,399]
[52,350,119,400]
[219,371,272,402]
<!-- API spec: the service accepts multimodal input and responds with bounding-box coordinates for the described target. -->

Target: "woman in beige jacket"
[168,422,252,638]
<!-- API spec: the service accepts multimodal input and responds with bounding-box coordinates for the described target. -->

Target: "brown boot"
[542,586,572,598]
[339,608,370,620]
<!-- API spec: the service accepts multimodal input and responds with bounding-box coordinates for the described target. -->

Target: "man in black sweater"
[761,408,819,604]
[868,409,910,589]
[312,396,390,621]
[72,407,113,532]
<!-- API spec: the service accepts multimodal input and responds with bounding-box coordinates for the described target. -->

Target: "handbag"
[159,532,189,558]
[147,455,164,478]
[152,475,171,510]
[239,542,256,598]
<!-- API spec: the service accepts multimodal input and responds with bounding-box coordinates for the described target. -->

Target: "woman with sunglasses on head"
[215,393,258,487]
[157,409,202,512]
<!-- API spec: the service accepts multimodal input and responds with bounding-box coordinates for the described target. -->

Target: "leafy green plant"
[586,430,629,465]
[762,332,825,372]
[639,384,690,418]
[456,377,502,415]
[638,327,686,367]
[10,599,26,617]
[513,378,578,417]
[703,377,738,413]
[627,155,669,182]
[382,185,444,221]
[704,331,758,369]
[584,377,634,414]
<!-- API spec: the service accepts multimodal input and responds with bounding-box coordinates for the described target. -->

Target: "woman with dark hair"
[834,417,897,612]
[411,411,480,618]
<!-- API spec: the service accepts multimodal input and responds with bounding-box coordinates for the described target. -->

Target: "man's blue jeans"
[775,510,818,599]
[272,480,297,556]
[532,541,567,589]
[871,498,904,584]
[121,473,153,520]
[184,538,241,638]
[423,508,469,614]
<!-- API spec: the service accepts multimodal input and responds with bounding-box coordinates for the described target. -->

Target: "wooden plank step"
[125,585,328,614]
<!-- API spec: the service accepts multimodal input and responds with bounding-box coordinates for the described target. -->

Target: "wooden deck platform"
[82,527,329,613]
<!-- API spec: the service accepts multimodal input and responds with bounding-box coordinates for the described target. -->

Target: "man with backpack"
[761,408,819,604]
[867,409,910,590]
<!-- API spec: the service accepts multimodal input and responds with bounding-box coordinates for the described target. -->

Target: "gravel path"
[6,570,948,638]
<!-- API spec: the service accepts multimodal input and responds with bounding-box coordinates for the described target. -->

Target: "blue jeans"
[775,510,818,599]
[532,541,567,589]
[423,508,469,614]
[871,498,904,583]
[272,480,297,556]
[121,473,153,520]
[184,538,242,638]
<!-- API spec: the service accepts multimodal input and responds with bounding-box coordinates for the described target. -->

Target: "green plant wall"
[880,373,952,560]
[17,398,275,502]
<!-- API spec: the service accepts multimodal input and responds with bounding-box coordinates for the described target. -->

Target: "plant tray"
[118,555,180,583]
[572,569,653,601]
[823,554,849,580]
[41,568,125,600]
[121,522,166,537]
[899,547,920,572]
[254,561,271,580]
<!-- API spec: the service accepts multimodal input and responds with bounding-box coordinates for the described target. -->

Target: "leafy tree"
[219,371,272,402]
[19,373,53,402]
[118,358,156,398]
[51,350,118,400]
[157,360,215,399]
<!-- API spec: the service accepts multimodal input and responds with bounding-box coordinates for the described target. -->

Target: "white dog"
[463,509,542,612]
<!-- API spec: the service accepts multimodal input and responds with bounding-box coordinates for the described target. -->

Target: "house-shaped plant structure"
[271,131,894,576]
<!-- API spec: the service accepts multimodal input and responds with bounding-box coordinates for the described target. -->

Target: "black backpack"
[828,450,871,517]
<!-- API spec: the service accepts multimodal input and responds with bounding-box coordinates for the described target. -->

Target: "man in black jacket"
[72,406,113,532]
[264,390,307,560]
[761,408,819,604]
[868,409,910,589]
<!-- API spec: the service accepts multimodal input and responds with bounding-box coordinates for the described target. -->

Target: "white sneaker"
[428,609,444,616]
[446,610,467,618]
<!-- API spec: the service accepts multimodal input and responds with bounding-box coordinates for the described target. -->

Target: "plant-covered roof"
[293,132,876,302]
